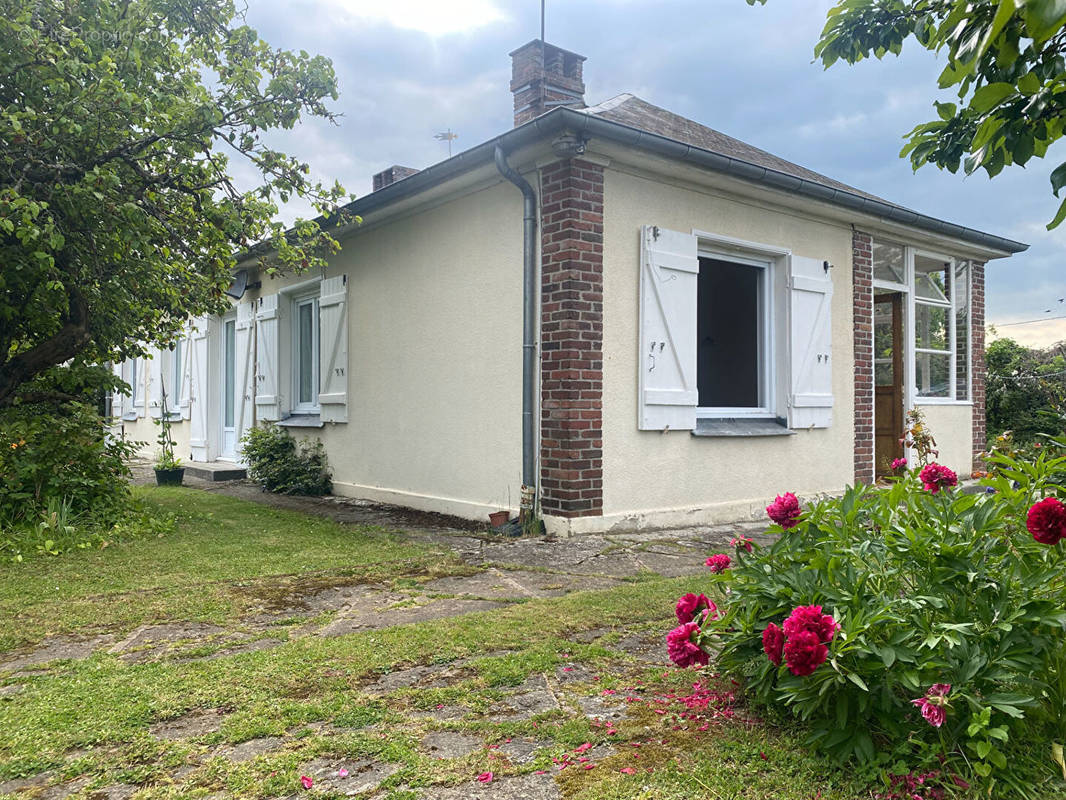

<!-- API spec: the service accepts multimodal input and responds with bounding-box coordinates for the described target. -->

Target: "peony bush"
[668,443,1066,795]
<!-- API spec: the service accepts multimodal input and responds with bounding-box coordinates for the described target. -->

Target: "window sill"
[692,418,794,438]
[122,412,139,422]
[277,413,324,429]
[913,399,974,407]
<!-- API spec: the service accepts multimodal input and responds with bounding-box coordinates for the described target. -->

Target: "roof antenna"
[541,0,545,42]
[434,128,458,157]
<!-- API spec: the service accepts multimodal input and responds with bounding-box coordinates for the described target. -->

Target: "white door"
[220,315,237,459]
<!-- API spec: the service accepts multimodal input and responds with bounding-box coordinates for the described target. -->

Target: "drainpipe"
[493,144,538,507]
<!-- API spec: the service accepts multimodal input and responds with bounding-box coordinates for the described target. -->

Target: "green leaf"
[935,101,957,121]
[1024,0,1066,42]
[976,740,992,759]
[971,82,1016,113]
[847,673,869,692]
[1018,72,1042,96]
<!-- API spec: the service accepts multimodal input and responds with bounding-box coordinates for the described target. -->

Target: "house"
[116,40,1027,535]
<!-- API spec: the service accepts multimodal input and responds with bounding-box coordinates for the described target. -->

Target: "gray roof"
[582,93,893,206]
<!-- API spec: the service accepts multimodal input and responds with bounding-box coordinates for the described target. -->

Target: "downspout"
[494,144,538,509]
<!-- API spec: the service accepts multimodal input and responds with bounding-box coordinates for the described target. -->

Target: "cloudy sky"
[240,0,1065,347]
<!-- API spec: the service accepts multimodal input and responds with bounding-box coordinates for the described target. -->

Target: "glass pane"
[916,352,951,398]
[130,358,137,402]
[915,270,949,303]
[298,302,314,405]
[170,340,182,408]
[697,258,761,408]
[224,321,235,427]
[955,263,970,400]
[874,299,897,387]
[915,302,949,352]
[872,240,904,283]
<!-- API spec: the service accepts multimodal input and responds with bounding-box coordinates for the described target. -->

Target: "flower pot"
[154,467,185,486]
[488,510,510,527]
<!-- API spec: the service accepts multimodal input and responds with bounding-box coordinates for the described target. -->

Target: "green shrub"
[673,449,1066,796]
[240,424,332,495]
[0,401,137,526]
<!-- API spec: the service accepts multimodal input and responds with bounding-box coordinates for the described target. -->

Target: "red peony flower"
[705,553,731,573]
[675,593,717,624]
[762,622,784,666]
[919,463,958,494]
[1027,497,1066,545]
[782,629,828,676]
[730,535,754,552]
[666,621,709,668]
[891,457,907,471]
[911,683,951,728]
[782,604,838,643]
[766,492,802,528]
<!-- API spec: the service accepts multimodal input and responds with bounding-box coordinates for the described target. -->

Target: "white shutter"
[178,326,192,420]
[147,346,163,419]
[788,255,834,429]
[234,301,255,451]
[189,317,211,461]
[638,225,699,431]
[255,294,281,421]
[318,275,348,423]
[111,360,126,419]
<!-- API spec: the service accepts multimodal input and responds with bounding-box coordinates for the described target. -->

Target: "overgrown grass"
[0,488,935,799]
[0,487,463,651]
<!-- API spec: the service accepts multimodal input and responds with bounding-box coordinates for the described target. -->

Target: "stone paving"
[0,473,771,799]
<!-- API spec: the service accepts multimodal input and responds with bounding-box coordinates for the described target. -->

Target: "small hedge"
[240,424,332,496]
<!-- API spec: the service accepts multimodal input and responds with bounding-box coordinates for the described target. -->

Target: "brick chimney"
[510,40,586,127]
[372,165,420,192]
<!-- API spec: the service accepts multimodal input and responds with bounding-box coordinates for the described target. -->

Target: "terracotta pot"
[488,510,510,527]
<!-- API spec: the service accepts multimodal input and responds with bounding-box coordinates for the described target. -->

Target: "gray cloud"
[238,0,1065,344]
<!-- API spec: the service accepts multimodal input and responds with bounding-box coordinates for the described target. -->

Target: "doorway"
[874,291,904,478]
[220,315,236,460]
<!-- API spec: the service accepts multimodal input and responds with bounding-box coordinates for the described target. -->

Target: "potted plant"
[153,381,184,486]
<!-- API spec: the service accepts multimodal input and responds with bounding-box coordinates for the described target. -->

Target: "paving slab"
[150,708,228,740]
[496,737,554,764]
[300,757,400,796]
[218,736,284,762]
[319,597,502,637]
[416,771,560,800]
[0,635,114,672]
[421,731,484,759]
[423,568,620,600]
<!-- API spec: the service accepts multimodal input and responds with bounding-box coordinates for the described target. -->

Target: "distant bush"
[240,424,332,496]
[986,337,1066,443]
[0,401,137,526]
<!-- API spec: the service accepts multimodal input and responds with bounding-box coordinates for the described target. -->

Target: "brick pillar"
[852,230,874,485]
[540,159,604,518]
[972,262,987,466]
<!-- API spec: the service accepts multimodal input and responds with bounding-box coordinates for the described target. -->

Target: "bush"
[671,450,1066,796]
[240,424,332,495]
[0,401,137,526]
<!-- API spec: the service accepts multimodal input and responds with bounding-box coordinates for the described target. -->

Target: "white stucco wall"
[142,179,526,519]
[915,403,974,477]
[589,167,858,532]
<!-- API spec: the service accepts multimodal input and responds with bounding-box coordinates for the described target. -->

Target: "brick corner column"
[971,262,987,468]
[539,158,604,519]
[852,230,874,485]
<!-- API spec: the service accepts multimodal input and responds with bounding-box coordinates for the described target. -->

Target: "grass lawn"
[0,488,875,799]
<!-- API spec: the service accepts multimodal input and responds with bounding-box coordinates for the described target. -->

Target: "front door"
[220,315,236,459]
[874,291,904,478]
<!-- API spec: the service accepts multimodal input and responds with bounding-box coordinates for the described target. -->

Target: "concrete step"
[184,461,247,481]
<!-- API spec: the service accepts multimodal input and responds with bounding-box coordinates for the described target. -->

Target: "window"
[292,294,320,412]
[696,254,772,415]
[870,242,971,403]
[128,357,139,413]
[168,339,183,413]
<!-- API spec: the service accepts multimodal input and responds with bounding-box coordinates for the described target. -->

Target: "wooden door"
[874,293,904,478]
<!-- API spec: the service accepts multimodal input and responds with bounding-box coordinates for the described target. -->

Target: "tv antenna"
[434,129,458,157]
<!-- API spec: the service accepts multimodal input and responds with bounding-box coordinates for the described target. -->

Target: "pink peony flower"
[730,535,754,552]
[891,457,907,471]
[666,621,709,668]
[477,771,493,784]
[766,492,802,528]
[911,684,952,728]
[1027,497,1066,545]
[675,593,716,624]
[705,553,731,573]
[919,463,958,494]
[782,605,838,643]
[336,768,349,778]
[300,775,314,790]
[762,622,784,666]
[782,629,828,676]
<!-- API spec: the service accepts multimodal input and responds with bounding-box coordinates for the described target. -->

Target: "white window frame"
[167,339,183,417]
[128,357,139,412]
[691,231,785,420]
[871,242,971,408]
[290,290,321,414]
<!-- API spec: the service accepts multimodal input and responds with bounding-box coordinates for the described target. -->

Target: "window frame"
[290,290,321,414]
[692,232,783,420]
